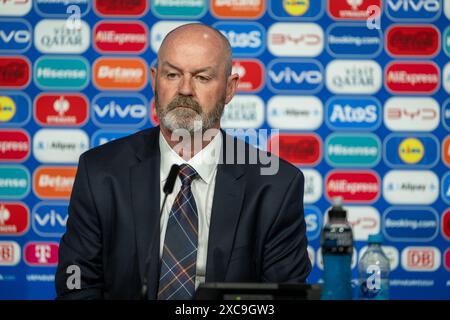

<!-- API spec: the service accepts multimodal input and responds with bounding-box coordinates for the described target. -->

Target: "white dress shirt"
[159,131,222,289]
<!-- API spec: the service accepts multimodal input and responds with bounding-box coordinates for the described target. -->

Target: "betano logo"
[211,0,265,19]
[0,165,30,199]
[0,19,32,52]
[385,0,442,21]
[34,93,89,127]
[94,0,148,17]
[386,25,440,57]
[33,166,76,199]
[0,56,31,88]
[0,129,30,162]
[442,135,450,166]
[0,241,20,266]
[325,170,380,203]
[24,242,59,266]
[0,0,32,16]
[401,246,440,272]
[0,202,29,236]
[385,61,440,94]
[232,59,264,92]
[151,0,207,18]
[268,133,322,166]
[220,95,264,129]
[93,57,147,90]
[328,0,381,20]
[93,21,148,54]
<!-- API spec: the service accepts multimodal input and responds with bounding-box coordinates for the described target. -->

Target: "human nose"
[178,75,194,96]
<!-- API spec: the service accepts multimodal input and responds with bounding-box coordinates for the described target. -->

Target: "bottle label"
[359,266,389,300]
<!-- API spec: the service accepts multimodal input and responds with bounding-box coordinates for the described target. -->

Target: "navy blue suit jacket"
[55,127,311,299]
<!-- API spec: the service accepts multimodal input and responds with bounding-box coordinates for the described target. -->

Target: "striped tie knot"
[178,164,198,186]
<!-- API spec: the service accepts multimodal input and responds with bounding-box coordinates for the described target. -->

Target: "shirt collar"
[159,130,222,184]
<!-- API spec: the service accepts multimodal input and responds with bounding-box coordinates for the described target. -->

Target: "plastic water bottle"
[320,197,354,300]
[358,234,390,300]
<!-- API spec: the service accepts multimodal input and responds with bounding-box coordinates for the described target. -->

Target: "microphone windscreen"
[163,164,180,194]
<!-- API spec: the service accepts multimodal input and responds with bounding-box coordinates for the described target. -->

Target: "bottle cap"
[368,233,383,244]
[328,196,347,219]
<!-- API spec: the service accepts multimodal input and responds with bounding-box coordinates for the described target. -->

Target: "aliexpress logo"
[33,166,76,199]
[325,170,380,203]
[0,56,30,88]
[0,129,30,162]
[211,0,265,19]
[268,133,322,166]
[386,25,440,57]
[93,57,147,90]
[93,21,148,54]
[385,61,440,94]
[232,59,264,92]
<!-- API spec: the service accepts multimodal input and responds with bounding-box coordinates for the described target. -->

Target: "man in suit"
[55,23,311,300]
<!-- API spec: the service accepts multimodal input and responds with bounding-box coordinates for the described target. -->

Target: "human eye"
[165,71,179,80]
[195,74,211,82]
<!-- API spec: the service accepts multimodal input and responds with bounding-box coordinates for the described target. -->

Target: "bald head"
[157,23,233,76]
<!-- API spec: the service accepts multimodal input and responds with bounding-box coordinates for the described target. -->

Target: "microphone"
[141,164,180,300]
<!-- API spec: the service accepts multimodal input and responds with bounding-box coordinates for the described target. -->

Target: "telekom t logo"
[35,244,51,263]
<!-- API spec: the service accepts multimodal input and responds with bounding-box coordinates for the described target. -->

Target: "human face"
[151,34,238,134]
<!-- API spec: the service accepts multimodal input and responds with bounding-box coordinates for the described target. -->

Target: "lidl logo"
[328,0,381,20]
[268,133,322,166]
[442,209,450,240]
[444,26,450,56]
[32,202,68,237]
[34,56,89,90]
[267,22,324,57]
[267,59,323,93]
[151,0,207,18]
[383,170,439,205]
[0,93,31,127]
[33,166,76,199]
[269,0,323,19]
[386,25,440,57]
[93,57,147,91]
[91,130,134,148]
[93,21,148,54]
[0,56,31,89]
[0,165,30,199]
[0,202,29,236]
[0,0,32,16]
[383,207,439,242]
[325,170,380,203]
[0,241,20,266]
[385,61,440,94]
[384,97,439,132]
[34,93,89,127]
[0,19,32,52]
[441,172,450,204]
[326,96,381,131]
[94,0,148,16]
[305,206,322,240]
[303,169,323,204]
[401,246,440,272]
[24,242,59,266]
[267,96,323,131]
[384,134,438,168]
[214,22,265,57]
[325,133,381,167]
[386,0,442,21]
[326,23,382,57]
[211,0,265,19]
[35,0,90,16]
[92,94,148,128]
[221,95,264,129]
[0,129,30,162]
[232,59,264,93]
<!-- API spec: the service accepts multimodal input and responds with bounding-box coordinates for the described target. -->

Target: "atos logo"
[383,207,439,242]
[93,57,147,91]
[325,133,381,167]
[303,169,323,204]
[0,165,30,199]
[24,242,59,266]
[326,23,382,57]
[94,21,148,54]
[232,59,264,93]
[386,0,442,21]
[267,23,324,57]
[384,97,439,132]
[383,170,439,205]
[92,94,148,128]
[214,22,265,57]
[0,202,29,236]
[0,56,31,89]
[305,206,322,241]
[33,166,76,200]
[384,134,439,168]
[35,0,90,16]
[326,97,381,131]
[440,172,450,204]
[0,93,31,127]
[442,209,450,240]
[401,246,440,272]
[386,25,440,57]
[267,59,323,94]
[211,0,265,19]
[0,0,32,16]
[94,0,148,17]
[325,170,380,203]
[328,0,381,20]
[0,19,31,52]
[268,133,322,166]
[32,202,68,237]
[267,96,323,131]
[91,130,133,148]
[34,94,89,127]
[0,241,20,266]
[221,95,264,129]
[0,129,30,162]
[269,0,323,20]
[385,61,440,94]
[151,0,207,18]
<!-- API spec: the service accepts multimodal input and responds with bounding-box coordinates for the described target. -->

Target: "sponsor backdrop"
[0,0,449,299]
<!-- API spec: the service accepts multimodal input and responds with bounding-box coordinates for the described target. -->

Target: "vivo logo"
[0,19,32,52]
[32,202,68,237]
[386,0,441,20]
[303,169,323,204]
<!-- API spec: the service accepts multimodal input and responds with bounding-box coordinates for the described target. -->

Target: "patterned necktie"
[158,164,199,300]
